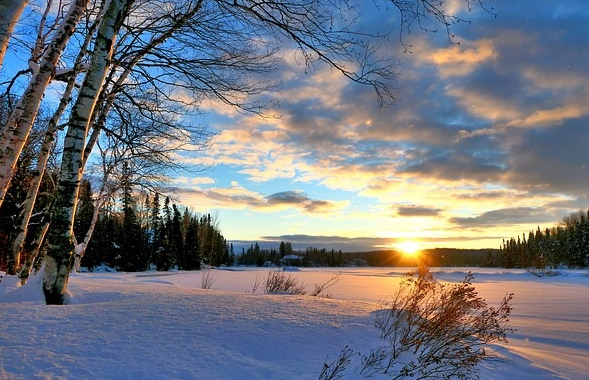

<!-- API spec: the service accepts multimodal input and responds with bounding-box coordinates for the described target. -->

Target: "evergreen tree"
[82,210,120,270]
[118,164,148,271]
[73,179,95,243]
[183,216,201,270]
[171,204,184,268]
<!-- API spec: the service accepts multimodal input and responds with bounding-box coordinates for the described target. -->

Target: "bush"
[200,268,217,289]
[264,271,306,294]
[320,266,515,380]
[360,266,514,379]
[310,274,342,298]
[527,267,561,277]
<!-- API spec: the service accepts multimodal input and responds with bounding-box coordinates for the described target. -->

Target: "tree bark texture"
[44,0,132,304]
[9,14,96,277]
[0,0,28,69]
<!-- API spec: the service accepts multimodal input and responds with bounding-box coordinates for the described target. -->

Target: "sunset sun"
[399,241,420,255]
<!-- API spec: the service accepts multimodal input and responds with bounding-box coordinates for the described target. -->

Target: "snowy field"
[1,266,589,380]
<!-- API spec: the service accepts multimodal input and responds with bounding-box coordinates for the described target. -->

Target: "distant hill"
[339,248,497,267]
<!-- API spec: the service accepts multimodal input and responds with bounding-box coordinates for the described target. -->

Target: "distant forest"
[235,244,495,268]
[494,209,589,269]
[77,184,234,271]
[0,178,234,273]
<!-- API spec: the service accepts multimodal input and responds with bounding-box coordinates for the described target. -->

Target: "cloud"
[396,205,443,217]
[177,187,348,215]
[425,39,499,78]
[174,176,215,186]
[501,120,589,196]
[506,101,589,128]
[176,2,589,248]
[449,207,559,228]
[264,191,342,213]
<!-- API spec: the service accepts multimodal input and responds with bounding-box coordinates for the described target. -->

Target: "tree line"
[236,243,344,267]
[0,175,234,274]
[78,183,234,272]
[495,209,589,269]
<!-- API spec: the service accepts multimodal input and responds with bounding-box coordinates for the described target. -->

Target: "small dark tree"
[82,210,121,270]
[73,179,95,243]
[171,204,185,268]
[183,216,201,270]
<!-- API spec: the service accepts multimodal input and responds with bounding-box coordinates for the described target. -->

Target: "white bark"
[8,126,56,274]
[9,81,73,276]
[18,222,50,284]
[81,0,205,170]
[0,0,29,69]
[44,0,132,304]
[9,14,98,277]
[0,0,88,209]
[69,0,206,274]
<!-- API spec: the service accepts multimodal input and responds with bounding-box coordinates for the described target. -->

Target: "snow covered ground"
[1,266,588,380]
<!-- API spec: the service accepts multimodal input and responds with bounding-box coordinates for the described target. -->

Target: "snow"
[1,267,589,380]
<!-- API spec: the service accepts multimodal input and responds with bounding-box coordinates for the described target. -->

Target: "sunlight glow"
[399,241,420,255]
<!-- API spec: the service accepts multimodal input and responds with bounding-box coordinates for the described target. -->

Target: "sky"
[4,1,586,253]
[169,1,589,252]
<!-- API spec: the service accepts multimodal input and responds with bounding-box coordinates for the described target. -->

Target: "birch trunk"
[8,12,98,278]
[0,0,29,69]
[0,0,87,209]
[18,222,50,284]
[43,0,132,305]
[8,102,62,276]
[71,1,205,272]
[80,0,205,169]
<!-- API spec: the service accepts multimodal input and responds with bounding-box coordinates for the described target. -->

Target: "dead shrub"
[200,268,217,290]
[360,266,514,379]
[310,274,342,298]
[319,266,515,380]
[264,271,306,295]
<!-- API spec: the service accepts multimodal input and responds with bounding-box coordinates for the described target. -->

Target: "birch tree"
[72,104,199,272]
[8,6,101,278]
[43,0,134,304]
[0,0,29,69]
[0,0,89,209]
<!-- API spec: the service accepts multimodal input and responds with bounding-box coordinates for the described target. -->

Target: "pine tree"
[171,204,184,268]
[117,164,148,271]
[183,216,201,270]
[82,210,120,270]
[73,179,95,244]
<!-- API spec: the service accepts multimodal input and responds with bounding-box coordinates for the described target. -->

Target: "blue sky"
[171,1,589,252]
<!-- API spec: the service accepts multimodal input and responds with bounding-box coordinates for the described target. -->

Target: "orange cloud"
[507,103,589,128]
[426,39,498,77]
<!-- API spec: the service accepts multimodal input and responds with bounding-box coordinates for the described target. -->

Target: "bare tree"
[72,105,206,272]
[8,7,102,278]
